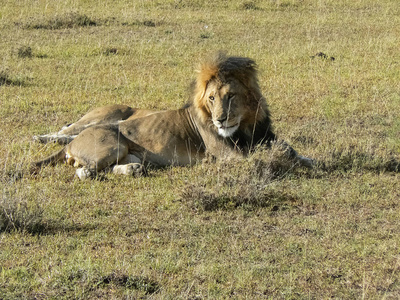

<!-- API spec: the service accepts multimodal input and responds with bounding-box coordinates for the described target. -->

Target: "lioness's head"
[193,52,269,138]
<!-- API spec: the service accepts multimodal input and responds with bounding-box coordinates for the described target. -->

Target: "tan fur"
[32,53,313,179]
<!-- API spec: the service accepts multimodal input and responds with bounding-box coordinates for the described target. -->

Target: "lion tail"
[30,148,66,174]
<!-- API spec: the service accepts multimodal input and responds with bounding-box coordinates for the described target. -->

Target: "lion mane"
[32,52,312,179]
[189,52,275,155]
[194,53,269,124]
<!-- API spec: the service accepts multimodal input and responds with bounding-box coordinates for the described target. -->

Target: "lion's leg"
[34,105,136,145]
[66,126,132,179]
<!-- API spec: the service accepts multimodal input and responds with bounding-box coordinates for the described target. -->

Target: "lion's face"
[193,53,269,139]
[203,78,249,137]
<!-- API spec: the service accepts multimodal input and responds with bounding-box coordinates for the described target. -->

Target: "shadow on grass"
[0,192,97,235]
[181,182,296,212]
[178,145,400,211]
[21,12,97,30]
[0,70,27,86]
[15,45,48,59]
[240,1,263,11]
[52,269,160,299]
[0,209,98,235]
[18,12,163,30]
[97,272,160,295]
[320,150,400,173]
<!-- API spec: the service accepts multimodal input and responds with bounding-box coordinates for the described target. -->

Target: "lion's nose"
[217,116,227,124]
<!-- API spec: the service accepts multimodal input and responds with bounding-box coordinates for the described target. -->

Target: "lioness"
[33,53,313,179]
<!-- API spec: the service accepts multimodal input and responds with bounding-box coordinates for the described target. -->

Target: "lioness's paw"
[76,167,93,180]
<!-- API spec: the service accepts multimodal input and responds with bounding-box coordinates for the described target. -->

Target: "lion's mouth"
[219,124,239,132]
[216,123,240,138]
[220,123,238,129]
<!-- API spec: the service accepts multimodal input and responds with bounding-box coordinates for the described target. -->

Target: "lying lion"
[33,53,313,179]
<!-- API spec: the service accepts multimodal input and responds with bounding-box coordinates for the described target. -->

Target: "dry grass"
[1,0,400,298]
[0,190,45,233]
[180,144,298,212]
[20,12,97,30]
[0,70,26,86]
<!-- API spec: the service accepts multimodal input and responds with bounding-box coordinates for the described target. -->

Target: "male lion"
[33,53,313,179]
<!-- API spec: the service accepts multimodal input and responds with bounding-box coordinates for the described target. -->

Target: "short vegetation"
[180,144,297,212]
[0,191,46,233]
[0,70,25,86]
[1,0,400,298]
[22,12,97,30]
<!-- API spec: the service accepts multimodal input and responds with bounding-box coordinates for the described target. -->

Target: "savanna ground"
[1,0,400,298]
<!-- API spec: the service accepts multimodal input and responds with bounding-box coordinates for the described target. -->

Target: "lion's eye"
[209,96,215,101]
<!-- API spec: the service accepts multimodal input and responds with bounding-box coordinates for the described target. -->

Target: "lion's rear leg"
[66,125,131,179]
[66,126,147,179]
[34,105,135,145]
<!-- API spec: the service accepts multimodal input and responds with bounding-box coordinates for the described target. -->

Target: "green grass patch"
[1,0,400,298]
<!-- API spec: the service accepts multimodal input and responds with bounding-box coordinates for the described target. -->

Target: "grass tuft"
[58,269,160,297]
[15,46,48,59]
[0,191,46,234]
[142,20,156,27]
[17,46,33,58]
[0,70,25,86]
[103,47,119,56]
[310,52,335,61]
[323,149,400,173]
[98,272,160,294]
[241,1,262,10]
[180,144,297,211]
[199,32,212,39]
[121,19,160,27]
[23,12,97,30]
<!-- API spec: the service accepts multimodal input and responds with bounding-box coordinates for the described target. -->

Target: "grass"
[1,0,400,298]
[20,12,97,30]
